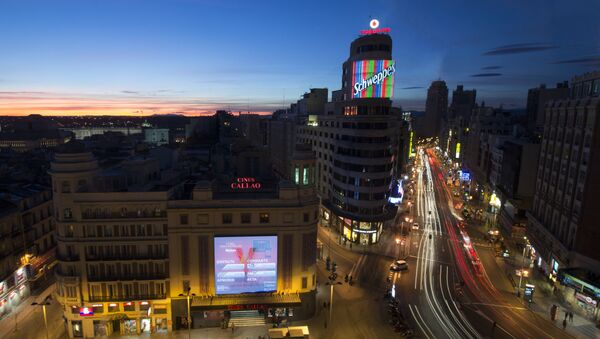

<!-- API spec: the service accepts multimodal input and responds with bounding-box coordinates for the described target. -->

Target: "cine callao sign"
[230,177,261,190]
[352,60,395,99]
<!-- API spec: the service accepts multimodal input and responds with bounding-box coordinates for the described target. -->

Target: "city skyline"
[1,0,599,116]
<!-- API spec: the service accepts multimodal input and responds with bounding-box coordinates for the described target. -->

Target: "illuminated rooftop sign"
[360,19,390,35]
[230,177,262,190]
[352,60,395,98]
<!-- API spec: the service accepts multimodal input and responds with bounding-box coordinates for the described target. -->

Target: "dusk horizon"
[2,0,599,116]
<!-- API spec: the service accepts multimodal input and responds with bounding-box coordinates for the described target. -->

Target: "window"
[294,167,300,184]
[139,301,151,311]
[241,213,251,224]
[92,304,104,314]
[65,224,74,237]
[197,214,209,224]
[303,167,309,185]
[108,303,119,312]
[180,214,188,225]
[63,208,72,219]
[123,302,135,312]
[61,181,71,193]
[222,213,232,224]
[302,277,308,289]
[303,213,309,222]
[259,213,270,223]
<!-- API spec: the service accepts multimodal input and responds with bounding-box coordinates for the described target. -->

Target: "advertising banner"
[352,59,395,98]
[214,236,278,294]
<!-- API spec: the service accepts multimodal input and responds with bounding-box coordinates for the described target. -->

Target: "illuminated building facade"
[0,184,55,318]
[296,29,400,245]
[51,138,318,337]
[168,176,318,329]
[50,142,173,337]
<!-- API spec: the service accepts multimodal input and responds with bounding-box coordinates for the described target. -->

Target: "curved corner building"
[298,31,399,245]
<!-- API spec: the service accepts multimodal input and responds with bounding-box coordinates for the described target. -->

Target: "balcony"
[85,254,168,262]
[81,211,167,220]
[87,294,167,302]
[56,253,80,262]
[87,273,168,282]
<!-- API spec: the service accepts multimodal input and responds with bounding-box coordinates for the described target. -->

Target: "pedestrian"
[569,311,574,323]
[562,318,567,330]
[564,311,569,320]
[232,323,235,333]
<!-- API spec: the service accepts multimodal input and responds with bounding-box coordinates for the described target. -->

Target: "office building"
[526,82,569,133]
[441,85,476,161]
[527,71,600,311]
[144,128,170,146]
[295,30,400,245]
[423,80,448,138]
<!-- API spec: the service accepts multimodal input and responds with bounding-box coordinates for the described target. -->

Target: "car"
[390,260,408,271]
[411,222,419,230]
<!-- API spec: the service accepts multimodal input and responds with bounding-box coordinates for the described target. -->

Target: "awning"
[191,293,301,309]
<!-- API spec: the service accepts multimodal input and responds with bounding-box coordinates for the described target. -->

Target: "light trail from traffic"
[426,148,566,339]
[409,149,479,339]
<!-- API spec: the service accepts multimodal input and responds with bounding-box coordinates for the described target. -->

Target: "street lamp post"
[31,295,52,339]
[178,287,196,339]
[395,238,401,259]
[517,244,530,297]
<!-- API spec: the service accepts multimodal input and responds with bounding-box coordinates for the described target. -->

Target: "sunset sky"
[1,0,599,116]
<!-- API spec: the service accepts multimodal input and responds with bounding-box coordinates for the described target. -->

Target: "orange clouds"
[0,92,272,116]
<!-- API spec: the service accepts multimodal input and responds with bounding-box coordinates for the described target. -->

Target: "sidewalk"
[0,283,55,339]
[472,220,600,339]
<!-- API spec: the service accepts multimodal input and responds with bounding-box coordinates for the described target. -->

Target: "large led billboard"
[214,236,278,294]
[352,60,395,99]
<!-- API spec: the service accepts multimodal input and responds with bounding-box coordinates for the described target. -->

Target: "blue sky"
[0,0,598,115]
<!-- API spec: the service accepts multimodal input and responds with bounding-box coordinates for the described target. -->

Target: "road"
[0,285,66,339]
[404,148,573,339]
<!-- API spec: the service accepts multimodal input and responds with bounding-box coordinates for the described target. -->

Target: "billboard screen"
[214,236,278,294]
[352,60,395,99]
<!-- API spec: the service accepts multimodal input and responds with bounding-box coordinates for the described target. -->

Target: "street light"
[178,287,196,339]
[517,244,531,297]
[325,280,343,326]
[395,238,401,259]
[31,295,52,339]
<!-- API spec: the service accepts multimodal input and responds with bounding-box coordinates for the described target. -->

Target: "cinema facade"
[51,143,318,337]
[168,178,318,329]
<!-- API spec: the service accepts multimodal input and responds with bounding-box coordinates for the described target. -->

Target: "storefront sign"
[79,307,94,316]
[227,304,267,311]
[353,229,377,234]
[230,177,262,190]
[576,292,597,306]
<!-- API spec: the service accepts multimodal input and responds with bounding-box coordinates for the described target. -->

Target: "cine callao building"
[51,139,318,337]
[297,22,400,245]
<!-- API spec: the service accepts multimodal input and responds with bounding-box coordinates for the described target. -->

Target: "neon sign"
[352,60,395,98]
[360,19,391,35]
[230,177,262,190]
